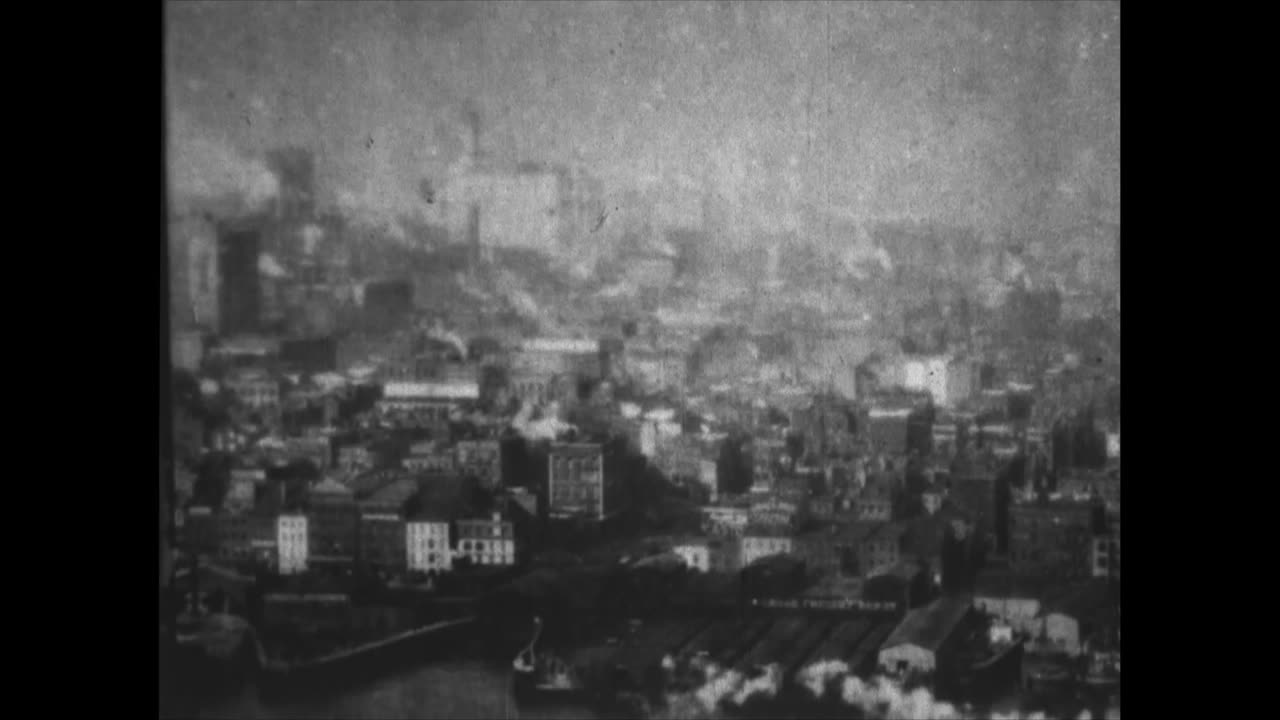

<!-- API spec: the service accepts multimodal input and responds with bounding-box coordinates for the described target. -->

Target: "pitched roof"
[881,595,973,654]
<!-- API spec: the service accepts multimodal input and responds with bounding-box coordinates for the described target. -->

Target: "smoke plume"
[168,110,279,213]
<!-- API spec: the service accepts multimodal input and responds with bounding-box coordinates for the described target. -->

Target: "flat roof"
[382,381,480,400]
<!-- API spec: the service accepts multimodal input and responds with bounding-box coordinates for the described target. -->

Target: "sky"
[165,0,1119,244]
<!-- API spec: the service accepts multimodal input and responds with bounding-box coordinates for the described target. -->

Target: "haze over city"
[163,4,1121,719]
[167,1,1118,252]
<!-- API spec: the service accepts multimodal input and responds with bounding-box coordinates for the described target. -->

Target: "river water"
[186,660,594,720]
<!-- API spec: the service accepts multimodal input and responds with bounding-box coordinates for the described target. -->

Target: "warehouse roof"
[881,595,973,654]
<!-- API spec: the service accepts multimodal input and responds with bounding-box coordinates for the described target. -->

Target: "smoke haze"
[166,1,1119,246]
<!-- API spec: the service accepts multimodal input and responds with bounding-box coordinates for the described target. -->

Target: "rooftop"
[881,595,974,653]
[382,380,480,401]
[521,338,599,354]
[362,477,419,511]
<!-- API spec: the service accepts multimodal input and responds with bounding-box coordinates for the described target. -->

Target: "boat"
[948,620,1026,700]
[512,617,590,704]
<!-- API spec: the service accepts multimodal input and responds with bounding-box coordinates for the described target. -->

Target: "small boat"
[512,617,589,704]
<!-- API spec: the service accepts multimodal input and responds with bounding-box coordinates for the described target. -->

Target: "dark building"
[217,221,263,336]
[547,443,612,521]
[1009,499,1096,579]
[949,474,997,541]
[280,336,337,374]
[307,478,359,568]
[363,280,414,334]
[266,147,316,221]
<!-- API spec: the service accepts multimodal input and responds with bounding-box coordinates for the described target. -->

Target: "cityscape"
[161,2,1120,719]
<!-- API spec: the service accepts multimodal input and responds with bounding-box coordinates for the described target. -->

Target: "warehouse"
[877,594,975,677]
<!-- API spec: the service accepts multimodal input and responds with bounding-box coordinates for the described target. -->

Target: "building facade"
[307,478,358,566]
[359,513,407,573]
[406,519,452,575]
[456,513,516,566]
[547,443,612,520]
[740,530,794,567]
[277,514,309,574]
[702,503,750,537]
[457,440,502,490]
[1009,500,1096,578]
[378,380,479,424]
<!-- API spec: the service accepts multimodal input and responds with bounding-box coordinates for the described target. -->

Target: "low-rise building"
[1090,529,1120,580]
[748,495,801,531]
[225,370,281,413]
[404,448,457,474]
[877,595,975,677]
[456,512,516,566]
[214,509,279,567]
[671,535,741,573]
[701,501,750,537]
[457,439,502,489]
[1038,580,1114,656]
[922,485,946,516]
[973,571,1050,636]
[377,380,479,424]
[857,481,894,522]
[1009,498,1096,579]
[740,526,794,567]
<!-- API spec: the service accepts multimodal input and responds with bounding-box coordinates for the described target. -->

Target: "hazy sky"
[166,1,1119,240]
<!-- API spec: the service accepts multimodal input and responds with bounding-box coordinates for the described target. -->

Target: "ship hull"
[511,667,590,706]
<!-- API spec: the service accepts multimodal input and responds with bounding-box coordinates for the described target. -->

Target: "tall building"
[266,147,316,222]
[217,220,263,336]
[169,213,219,332]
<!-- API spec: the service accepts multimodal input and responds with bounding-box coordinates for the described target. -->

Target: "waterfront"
[178,657,1113,720]
[186,660,594,720]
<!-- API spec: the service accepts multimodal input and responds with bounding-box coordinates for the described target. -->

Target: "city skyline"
[166,1,1118,248]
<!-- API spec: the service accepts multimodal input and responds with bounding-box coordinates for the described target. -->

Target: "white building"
[277,514,309,575]
[1106,432,1120,460]
[378,380,480,421]
[898,355,977,409]
[702,504,749,537]
[673,539,712,573]
[406,520,452,574]
[740,532,793,567]
[672,536,739,573]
